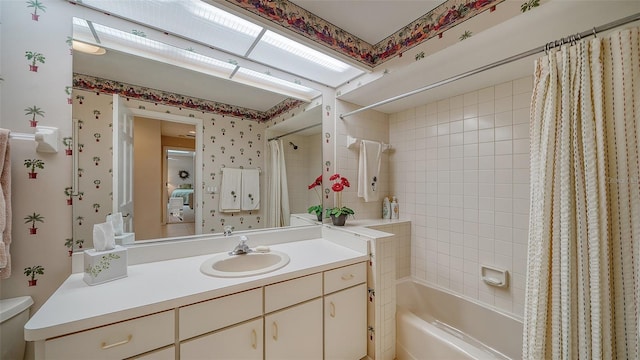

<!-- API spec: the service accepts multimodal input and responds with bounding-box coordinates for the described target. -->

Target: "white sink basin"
[200,251,290,278]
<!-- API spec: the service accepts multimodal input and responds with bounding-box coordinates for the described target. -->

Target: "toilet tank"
[1,296,34,360]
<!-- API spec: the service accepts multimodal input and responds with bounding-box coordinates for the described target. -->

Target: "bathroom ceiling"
[287,0,442,45]
[337,0,640,113]
[73,0,640,116]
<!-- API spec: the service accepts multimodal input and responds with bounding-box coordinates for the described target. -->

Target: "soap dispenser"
[391,196,399,219]
[383,197,391,219]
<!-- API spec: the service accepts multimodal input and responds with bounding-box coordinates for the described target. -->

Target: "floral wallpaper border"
[224,0,507,67]
[73,74,305,122]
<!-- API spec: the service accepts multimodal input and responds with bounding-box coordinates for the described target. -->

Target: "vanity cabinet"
[36,261,366,360]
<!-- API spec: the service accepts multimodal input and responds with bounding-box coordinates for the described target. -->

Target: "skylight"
[185,0,262,37]
[71,0,365,98]
[260,30,351,72]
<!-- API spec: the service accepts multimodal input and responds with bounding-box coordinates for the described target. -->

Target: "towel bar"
[346,135,391,152]
[9,126,59,153]
[219,166,261,174]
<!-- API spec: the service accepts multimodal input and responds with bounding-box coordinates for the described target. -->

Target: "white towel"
[219,168,242,213]
[241,169,260,211]
[357,140,382,202]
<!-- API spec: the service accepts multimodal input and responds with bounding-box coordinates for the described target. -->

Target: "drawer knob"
[101,335,132,350]
[341,274,355,281]
[251,329,257,349]
[329,301,336,318]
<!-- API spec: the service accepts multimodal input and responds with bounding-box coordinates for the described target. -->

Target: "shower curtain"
[265,140,290,227]
[523,27,639,359]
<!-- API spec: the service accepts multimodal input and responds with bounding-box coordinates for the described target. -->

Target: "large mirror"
[71,17,323,251]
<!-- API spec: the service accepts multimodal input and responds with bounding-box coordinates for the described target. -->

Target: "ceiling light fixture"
[72,40,106,55]
[260,30,351,72]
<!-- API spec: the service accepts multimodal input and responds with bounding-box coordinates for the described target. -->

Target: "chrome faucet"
[223,226,233,237]
[229,235,252,255]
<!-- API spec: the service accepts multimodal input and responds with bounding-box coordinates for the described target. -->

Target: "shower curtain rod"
[340,12,640,119]
[267,123,322,141]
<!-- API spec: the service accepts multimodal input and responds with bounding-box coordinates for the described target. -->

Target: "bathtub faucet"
[229,235,252,255]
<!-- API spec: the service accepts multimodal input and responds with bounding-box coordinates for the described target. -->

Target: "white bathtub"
[396,278,523,360]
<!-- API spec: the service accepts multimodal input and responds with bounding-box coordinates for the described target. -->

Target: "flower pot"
[67,199,73,206]
[28,172,37,179]
[66,149,72,156]
[29,120,38,127]
[29,65,38,72]
[28,279,38,287]
[330,214,347,226]
[31,13,39,21]
[29,228,37,235]
[316,213,323,222]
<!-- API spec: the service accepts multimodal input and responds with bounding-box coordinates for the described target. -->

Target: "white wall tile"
[388,76,531,319]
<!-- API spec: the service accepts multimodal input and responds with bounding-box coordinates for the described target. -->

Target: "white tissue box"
[83,245,128,286]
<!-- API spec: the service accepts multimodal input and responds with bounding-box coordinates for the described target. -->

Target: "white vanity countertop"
[25,238,368,341]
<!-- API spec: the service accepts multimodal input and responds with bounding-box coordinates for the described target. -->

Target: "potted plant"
[24,265,44,286]
[307,175,323,221]
[25,51,45,72]
[24,105,44,127]
[26,0,46,21]
[24,212,44,234]
[24,158,44,179]
[62,137,73,155]
[325,174,354,226]
[65,238,73,256]
[64,187,73,205]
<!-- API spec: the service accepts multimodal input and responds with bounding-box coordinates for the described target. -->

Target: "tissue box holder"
[115,232,135,245]
[83,245,128,286]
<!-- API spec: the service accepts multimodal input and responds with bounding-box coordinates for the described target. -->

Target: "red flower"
[308,175,323,189]
[329,174,350,192]
[332,183,344,192]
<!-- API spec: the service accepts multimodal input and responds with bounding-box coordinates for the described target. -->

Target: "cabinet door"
[265,298,322,360]
[325,284,367,360]
[181,318,263,360]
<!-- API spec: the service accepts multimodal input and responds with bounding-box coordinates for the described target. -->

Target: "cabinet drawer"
[324,262,366,294]
[179,288,262,341]
[45,310,174,360]
[265,273,322,313]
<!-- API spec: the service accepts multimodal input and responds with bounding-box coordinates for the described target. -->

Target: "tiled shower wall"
[389,76,532,318]
[282,133,323,215]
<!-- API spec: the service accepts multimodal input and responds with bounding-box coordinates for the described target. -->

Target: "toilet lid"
[0,296,33,323]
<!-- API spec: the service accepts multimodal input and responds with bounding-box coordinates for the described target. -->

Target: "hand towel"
[219,168,242,213]
[241,169,260,211]
[0,129,10,279]
[357,140,382,202]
